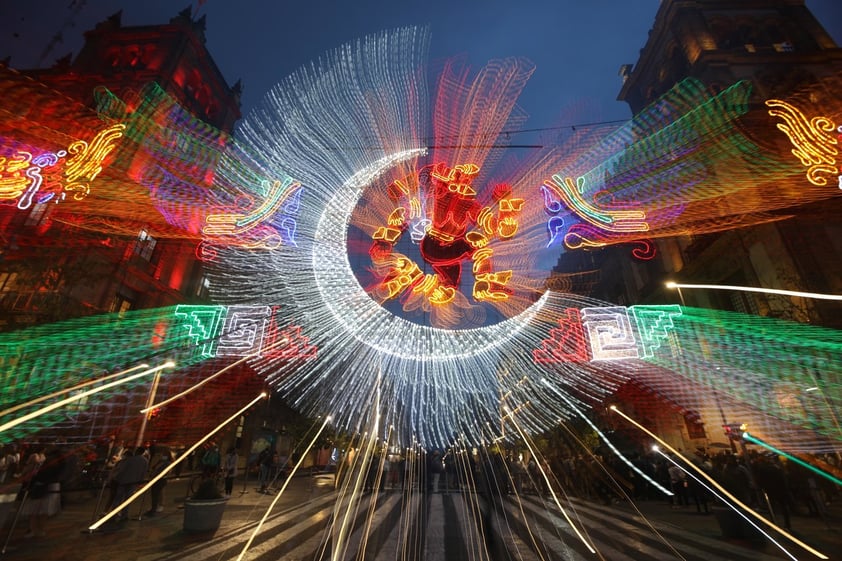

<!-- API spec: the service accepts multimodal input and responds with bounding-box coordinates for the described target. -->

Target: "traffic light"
[723,423,746,440]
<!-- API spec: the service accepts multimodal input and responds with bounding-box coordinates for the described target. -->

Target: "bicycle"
[187,469,224,498]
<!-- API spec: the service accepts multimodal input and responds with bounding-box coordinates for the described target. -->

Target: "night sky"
[2,0,840,133]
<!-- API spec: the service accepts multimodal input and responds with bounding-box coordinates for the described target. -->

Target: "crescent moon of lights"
[312,149,550,361]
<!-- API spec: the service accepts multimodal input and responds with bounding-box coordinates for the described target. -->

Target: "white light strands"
[581,306,639,361]
[216,305,272,357]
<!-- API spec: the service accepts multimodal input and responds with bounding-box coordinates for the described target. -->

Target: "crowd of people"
[548,447,840,530]
[0,437,186,537]
[1,436,839,539]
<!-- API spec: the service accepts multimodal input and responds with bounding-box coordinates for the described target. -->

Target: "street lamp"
[664,281,685,305]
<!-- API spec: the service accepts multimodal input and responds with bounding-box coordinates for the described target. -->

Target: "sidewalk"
[1,475,840,560]
[614,495,842,559]
[0,472,332,561]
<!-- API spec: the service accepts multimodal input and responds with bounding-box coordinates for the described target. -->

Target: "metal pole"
[90,477,109,525]
[135,369,162,449]
[2,489,27,554]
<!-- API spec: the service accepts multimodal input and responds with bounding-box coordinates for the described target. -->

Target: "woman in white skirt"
[21,448,64,538]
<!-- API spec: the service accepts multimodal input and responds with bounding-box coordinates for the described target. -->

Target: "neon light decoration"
[0,123,125,209]
[203,177,302,250]
[765,99,839,188]
[628,305,683,358]
[580,306,640,361]
[369,162,523,308]
[173,304,316,360]
[203,29,842,447]
[0,305,316,444]
[538,78,841,256]
[532,308,589,363]
[8,30,839,452]
[534,304,683,363]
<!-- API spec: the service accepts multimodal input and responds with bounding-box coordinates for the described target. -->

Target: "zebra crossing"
[152,489,792,561]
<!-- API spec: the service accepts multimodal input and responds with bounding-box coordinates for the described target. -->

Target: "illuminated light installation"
[540,78,841,256]
[172,304,317,360]
[580,306,640,361]
[626,306,842,454]
[5,30,836,451]
[203,177,302,250]
[63,123,126,199]
[11,82,305,259]
[532,308,588,363]
[542,174,649,242]
[0,123,125,209]
[370,162,523,308]
[0,305,313,444]
[765,98,839,188]
[533,305,681,363]
[201,27,842,448]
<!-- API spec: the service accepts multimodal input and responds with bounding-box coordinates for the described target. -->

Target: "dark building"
[556,0,842,329]
[551,0,842,452]
[0,9,263,449]
[0,8,242,330]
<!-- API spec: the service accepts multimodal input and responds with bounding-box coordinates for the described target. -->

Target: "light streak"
[140,338,287,413]
[611,405,829,560]
[88,392,267,531]
[742,431,842,487]
[665,281,842,301]
[0,361,174,435]
[540,379,673,497]
[0,363,149,418]
[235,414,332,561]
[503,405,597,555]
[654,448,798,561]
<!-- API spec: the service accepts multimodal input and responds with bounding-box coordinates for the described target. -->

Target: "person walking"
[107,447,148,522]
[257,446,273,494]
[668,460,688,507]
[201,443,221,478]
[21,447,65,538]
[223,447,238,497]
[145,447,173,516]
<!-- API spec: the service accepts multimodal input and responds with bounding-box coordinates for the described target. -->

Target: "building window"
[133,229,157,261]
[110,294,133,317]
[24,204,49,227]
[196,275,210,299]
[0,271,18,292]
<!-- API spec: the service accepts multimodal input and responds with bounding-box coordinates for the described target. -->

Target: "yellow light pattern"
[64,123,126,200]
[372,226,402,243]
[766,98,838,187]
[466,230,489,249]
[0,151,33,200]
[384,258,423,298]
[547,175,649,233]
[203,178,301,249]
[474,270,513,301]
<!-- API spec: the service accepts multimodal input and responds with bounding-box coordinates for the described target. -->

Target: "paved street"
[1,473,839,560]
